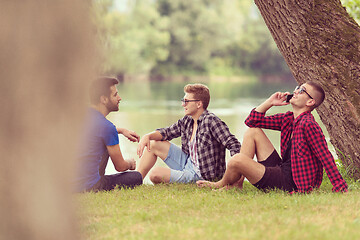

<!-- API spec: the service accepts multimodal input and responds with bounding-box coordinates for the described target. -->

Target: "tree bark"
[254,0,360,178]
[0,2,96,240]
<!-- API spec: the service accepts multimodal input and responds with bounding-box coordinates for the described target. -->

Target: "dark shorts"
[88,171,143,192]
[253,150,297,192]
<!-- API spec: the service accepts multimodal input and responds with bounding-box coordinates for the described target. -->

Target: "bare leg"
[149,167,171,184]
[197,128,275,189]
[197,153,266,189]
[240,128,275,161]
[137,140,171,179]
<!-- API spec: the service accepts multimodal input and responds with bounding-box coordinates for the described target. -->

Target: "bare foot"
[196,180,221,189]
[198,175,244,191]
[214,180,244,192]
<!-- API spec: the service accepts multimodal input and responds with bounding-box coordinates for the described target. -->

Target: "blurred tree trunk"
[0,2,96,240]
[254,0,360,178]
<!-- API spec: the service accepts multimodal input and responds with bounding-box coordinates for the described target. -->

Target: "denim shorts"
[164,143,203,183]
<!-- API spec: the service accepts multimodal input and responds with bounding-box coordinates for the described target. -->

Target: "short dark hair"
[307,81,325,108]
[184,83,210,109]
[89,77,119,104]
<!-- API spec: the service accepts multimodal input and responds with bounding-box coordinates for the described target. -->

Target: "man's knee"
[244,127,263,139]
[149,140,167,153]
[149,168,168,184]
[227,154,246,171]
[124,171,143,188]
[149,140,158,149]
[131,171,143,186]
[227,153,265,183]
[148,140,170,160]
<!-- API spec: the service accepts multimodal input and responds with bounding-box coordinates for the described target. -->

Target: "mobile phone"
[286,94,293,103]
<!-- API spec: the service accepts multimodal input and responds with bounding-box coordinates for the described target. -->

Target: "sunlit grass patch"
[77,180,360,240]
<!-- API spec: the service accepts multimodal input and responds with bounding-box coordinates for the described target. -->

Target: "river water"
[106,79,335,183]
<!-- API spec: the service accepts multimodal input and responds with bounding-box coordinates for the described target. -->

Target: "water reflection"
[107,80,335,183]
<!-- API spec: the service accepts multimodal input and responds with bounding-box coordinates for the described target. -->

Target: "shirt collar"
[89,107,101,115]
[197,110,209,122]
[293,110,312,125]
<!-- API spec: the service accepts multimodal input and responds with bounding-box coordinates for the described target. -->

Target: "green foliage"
[223,15,291,75]
[333,154,360,188]
[153,0,289,76]
[92,0,291,77]
[93,0,170,74]
[342,0,360,24]
[153,0,245,74]
[78,184,360,240]
[92,0,360,76]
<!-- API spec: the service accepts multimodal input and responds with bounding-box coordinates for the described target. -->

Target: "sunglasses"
[181,98,200,104]
[295,86,313,99]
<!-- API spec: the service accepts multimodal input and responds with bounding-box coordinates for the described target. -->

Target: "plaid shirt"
[157,110,241,181]
[245,109,348,193]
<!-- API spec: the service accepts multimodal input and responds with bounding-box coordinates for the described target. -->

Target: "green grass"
[77,177,360,240]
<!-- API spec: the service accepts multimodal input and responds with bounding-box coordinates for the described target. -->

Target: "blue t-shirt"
[75,108,119,191]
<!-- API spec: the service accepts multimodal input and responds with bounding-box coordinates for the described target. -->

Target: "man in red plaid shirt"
[197,81,348,193]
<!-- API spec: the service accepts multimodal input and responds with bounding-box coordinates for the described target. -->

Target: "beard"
[106,101,119,112]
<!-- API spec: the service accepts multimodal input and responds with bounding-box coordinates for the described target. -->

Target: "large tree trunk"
[254,0,360,179]
[0,2,96,239]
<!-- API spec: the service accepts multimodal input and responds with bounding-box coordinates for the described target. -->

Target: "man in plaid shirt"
[197,81,348,193]
[136,83,241,184]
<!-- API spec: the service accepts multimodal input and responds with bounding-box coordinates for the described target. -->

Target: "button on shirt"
[157,110,241,181]
[245,109,348,193]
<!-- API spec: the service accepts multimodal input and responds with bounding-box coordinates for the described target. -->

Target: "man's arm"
[245,91,290,131]
[117,127,140,142]
[136,131,163,157]
[209,118,241,156]
[107,144,136,172]
[305,122,348,192]
[255,91,289,113]
[137,118,184,157]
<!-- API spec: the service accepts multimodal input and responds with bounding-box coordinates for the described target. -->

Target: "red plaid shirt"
[245,109,348,193]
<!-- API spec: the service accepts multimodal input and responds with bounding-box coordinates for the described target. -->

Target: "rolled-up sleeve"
[245,108,284,131]
[210,117,240,156]
[156,118,183,141]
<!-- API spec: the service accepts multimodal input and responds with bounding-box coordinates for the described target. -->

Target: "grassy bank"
[77,178,360,240]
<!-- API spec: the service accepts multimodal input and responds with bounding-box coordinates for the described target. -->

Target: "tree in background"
[153,0,245,75]
[93,0,170,75]
[93,0,292,78]
[254,0,360,179]
[224,12,291,76]
[153,0,292,77]
[92,0,359,81]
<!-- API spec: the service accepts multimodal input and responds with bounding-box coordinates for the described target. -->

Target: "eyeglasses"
[295,86,313,99]
[181,98,200,104]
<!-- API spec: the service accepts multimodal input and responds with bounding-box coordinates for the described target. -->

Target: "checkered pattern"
[157,110,241,181]
[245,109,348,193]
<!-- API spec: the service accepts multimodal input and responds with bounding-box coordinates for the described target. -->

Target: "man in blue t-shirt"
[75,77,142,192]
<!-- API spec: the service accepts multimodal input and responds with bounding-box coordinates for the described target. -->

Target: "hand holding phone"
[286,94,293,103]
